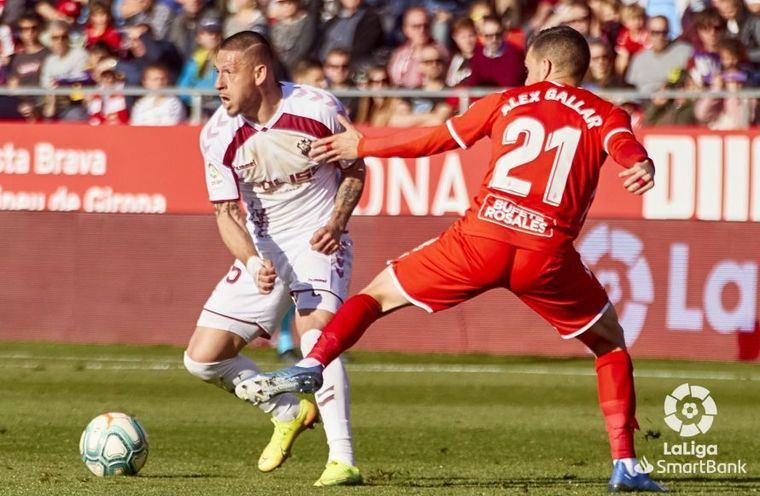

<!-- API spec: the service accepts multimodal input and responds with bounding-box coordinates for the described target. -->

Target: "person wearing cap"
[176,15,221,113]
[167,0,223,59]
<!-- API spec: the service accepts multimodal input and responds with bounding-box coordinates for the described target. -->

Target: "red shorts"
[389,226,610,338]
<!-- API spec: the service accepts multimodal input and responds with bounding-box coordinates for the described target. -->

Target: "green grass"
[0,342,758,495]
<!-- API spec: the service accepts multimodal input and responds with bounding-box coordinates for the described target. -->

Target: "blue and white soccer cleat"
[235,365,324,404]
[608,459,668,493]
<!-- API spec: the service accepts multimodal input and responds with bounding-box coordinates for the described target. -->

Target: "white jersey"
[200,82,351,240]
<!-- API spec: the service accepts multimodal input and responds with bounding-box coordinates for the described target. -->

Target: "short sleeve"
[445,92,502,149]
[200,121,239,202]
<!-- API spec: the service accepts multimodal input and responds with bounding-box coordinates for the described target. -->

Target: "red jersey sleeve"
[601,106,650,169]
[358,125,459,158]
[445,92,503,149]
[357,91,503,158]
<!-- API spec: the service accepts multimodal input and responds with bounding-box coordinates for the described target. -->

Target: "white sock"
[183,352,300,422]
[614,457,638,475]
[297,357,323,368]
[300,329,354,466]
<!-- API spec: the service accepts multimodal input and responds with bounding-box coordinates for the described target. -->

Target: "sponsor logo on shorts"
[477,194,554,237]
[308,278,327,283]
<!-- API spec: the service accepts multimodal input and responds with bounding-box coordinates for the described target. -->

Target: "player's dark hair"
[220,31,275,64]
[529,25,590,82]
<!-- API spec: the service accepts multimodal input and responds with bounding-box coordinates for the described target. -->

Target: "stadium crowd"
[0,0,759,128]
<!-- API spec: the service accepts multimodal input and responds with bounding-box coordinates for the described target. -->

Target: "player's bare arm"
[213,200,276,293]
[309,114,363,163]
[618,159,655,195]
[311,159,366,255]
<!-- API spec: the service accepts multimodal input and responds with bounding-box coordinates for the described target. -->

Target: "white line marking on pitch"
[0,353,757,381]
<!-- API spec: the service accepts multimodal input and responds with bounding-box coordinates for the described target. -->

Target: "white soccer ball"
[79,412,149,476]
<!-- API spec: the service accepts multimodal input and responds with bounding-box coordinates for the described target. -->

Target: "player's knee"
[183,351,220,382]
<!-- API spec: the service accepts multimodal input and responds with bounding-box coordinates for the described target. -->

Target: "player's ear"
[253,63,268,86]
[541,58,552,81]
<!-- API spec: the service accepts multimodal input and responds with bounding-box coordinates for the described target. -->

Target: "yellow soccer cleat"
[258,398,319,472]
[313,460,363,487]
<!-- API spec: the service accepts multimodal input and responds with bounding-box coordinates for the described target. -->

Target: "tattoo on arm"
[331,160,366,227]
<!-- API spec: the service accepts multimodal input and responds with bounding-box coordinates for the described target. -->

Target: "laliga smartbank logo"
[634,383,747,476]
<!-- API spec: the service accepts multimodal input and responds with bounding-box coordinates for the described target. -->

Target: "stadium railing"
[1,87,759,123]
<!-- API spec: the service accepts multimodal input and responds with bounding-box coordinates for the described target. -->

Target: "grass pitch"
[0,342,758,496]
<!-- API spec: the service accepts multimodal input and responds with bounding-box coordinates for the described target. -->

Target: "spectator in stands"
[695,67,757,128]
[589,0,620,45]
[224,0,267,37]
[292,59,327,88]
[353,64,408,126]
[584,38,628,89]
[643,68,698,126]
[748,0,760,16]
[116,0,173,40]
[40,21,88,87]
[177,15,221,105]
[323,48,358,116]
[404,43,453,123]
[468,0,493,36]
[168,0,222,59]
[687,8,726,88]
[626,16,693,93]
[388,7,449,88]
[130,64,186,125]
[545,1,593,39]
[461,15,525,87]
[7,13,48,88]
[717,37,754,76]
[614,4,648,77]
[713,0,760,63]
[85,2,122,53]
[319,0,384,66]
[34,0,79,24]
[87,60,129,125]
[115,24,184,86]
[270,0,317,72]
[446,16,476,87]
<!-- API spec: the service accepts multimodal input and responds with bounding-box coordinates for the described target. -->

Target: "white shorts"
[197,233,353,342]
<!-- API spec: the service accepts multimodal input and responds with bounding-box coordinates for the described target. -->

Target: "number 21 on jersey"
[488,117,581,207]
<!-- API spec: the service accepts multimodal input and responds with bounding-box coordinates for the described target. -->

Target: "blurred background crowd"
[0,0,759,128]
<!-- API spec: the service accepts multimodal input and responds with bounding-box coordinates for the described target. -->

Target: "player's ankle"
[298,357,323,368]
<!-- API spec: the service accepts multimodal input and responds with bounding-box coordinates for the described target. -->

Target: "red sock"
[308,294,382,366]
[595,349,638,459]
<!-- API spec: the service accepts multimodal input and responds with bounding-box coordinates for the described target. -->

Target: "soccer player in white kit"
[182,31,364,486]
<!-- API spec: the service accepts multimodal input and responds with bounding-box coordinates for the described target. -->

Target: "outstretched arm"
[309,114,458,162]
[311,159,366,254]
[213,200,276,293]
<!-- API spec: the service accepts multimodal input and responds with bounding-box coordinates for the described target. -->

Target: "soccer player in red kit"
[237,26,666,492]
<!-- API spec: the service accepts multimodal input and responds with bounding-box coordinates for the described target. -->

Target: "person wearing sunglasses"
[626,15,693,93]
[388,7,449,88]
[461,15,525,88]
[8,13,49,88]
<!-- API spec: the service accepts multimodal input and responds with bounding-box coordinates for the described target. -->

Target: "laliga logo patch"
[577,223,653,348]
[664,383,717,437]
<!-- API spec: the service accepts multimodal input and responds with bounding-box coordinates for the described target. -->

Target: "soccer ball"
[79,412,149,476]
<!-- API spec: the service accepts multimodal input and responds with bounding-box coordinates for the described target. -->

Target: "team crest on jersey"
[207,163,224,186]
[478,194,554,237]
[297,138,313,157]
